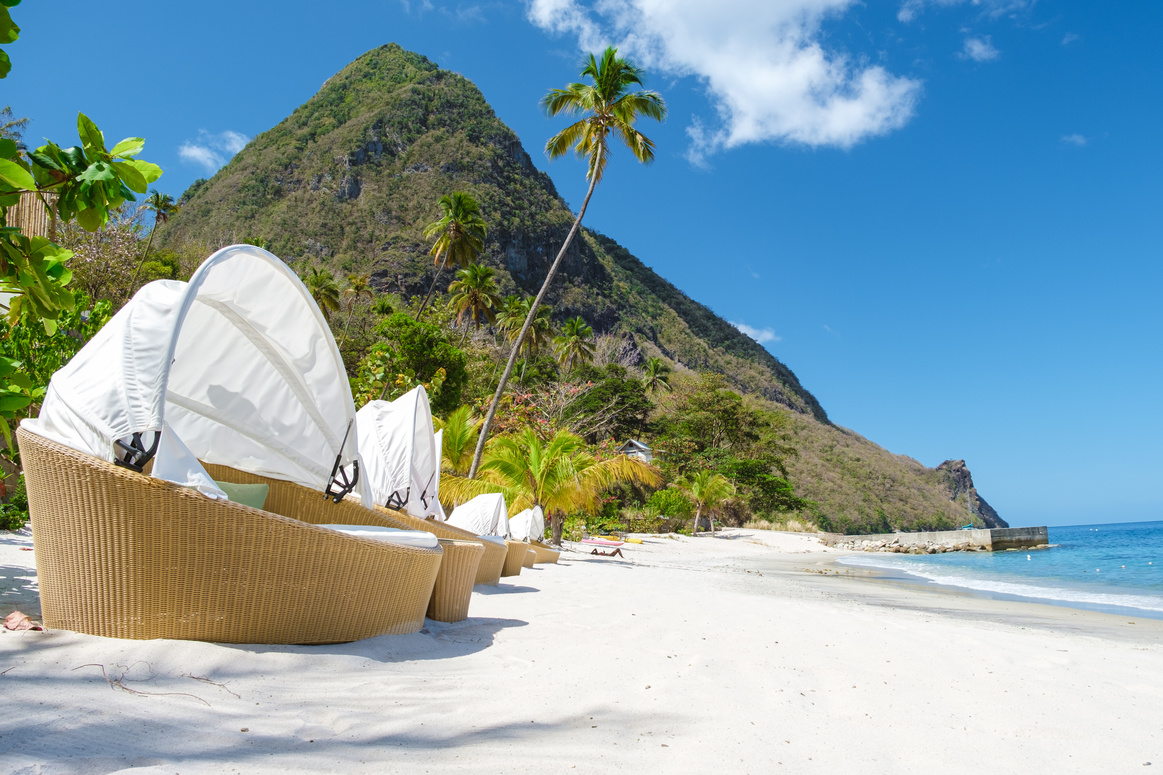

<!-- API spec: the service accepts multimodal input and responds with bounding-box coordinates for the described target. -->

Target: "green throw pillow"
[214,480,270,511]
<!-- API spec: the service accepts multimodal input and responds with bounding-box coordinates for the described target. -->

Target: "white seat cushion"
[480,535,508,547]
[319,524,439,550]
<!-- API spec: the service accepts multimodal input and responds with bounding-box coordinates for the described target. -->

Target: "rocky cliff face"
[937,459,1008,529]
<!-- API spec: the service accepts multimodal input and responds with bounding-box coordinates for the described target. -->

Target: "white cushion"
[480,535,508,547]
[319,524,438,550]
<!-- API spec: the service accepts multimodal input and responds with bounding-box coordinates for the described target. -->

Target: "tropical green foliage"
[448,263,500,338]
[351,312,467,411]
[417,191,486,317]
[303,266,341,321]
[442,427,660,543]
[553,316,594,374]
[673,470,736,535]
[434,405,479,475]
[542,46,667,183]
[643,356,670,394]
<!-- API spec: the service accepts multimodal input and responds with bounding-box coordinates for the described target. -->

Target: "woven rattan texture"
[202,465,489,622]
[521,549,536,568]
[372,507,506,586]
[19,428,442,644]
[501,540,527,577]
[427,540,484,622]
[529,540,561,564]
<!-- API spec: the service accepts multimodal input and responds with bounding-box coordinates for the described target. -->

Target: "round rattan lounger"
[528,540,561,564]
[19,428,444,644]
[373,507,508,587]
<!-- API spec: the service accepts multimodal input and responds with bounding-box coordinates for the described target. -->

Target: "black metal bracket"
[113,432,160,473]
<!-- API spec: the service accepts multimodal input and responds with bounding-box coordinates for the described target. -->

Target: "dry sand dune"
[2,528,1161,774]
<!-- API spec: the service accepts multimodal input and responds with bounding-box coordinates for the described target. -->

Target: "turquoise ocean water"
[837,520,1163,619]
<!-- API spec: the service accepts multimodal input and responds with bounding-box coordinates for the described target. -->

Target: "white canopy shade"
[27,244,370,503]
[448,493,510,538]
[356,386,441,519]
[509,506,546,542]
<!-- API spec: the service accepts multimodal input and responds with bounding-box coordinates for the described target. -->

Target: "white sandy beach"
[2,527,1162,774]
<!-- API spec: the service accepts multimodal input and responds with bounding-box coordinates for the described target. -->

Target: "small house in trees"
[617,439,652,463]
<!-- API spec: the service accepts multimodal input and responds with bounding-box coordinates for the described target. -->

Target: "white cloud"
[527,0,922,162]
[960,35,999,61]
[823,324,840,337]
[1061,32,1079,46]
[731,321,781,344]
[1060,133,1087,147]
[177,130,250,173]
[898,0,1031,23]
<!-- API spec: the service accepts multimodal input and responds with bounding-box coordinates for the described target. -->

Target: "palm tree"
[499,296,552,379]
[642,356,671,394]
[673,470,736,536]
[129,189,179,292]
[554,316,595,374]
[339,273,374,345]
[434,406,480,476]
[448,263,501,344]
[442,428,659,544]
[469,47,666,478]
[416,192,487,319]
[303,266,341,322]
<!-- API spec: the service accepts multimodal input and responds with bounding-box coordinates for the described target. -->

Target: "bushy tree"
[366,312,467,412]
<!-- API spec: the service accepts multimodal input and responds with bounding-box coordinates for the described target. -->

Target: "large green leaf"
[0,6,17,44]
[0,51,9,79]
[120,158,163,185]
[113,161,147,193]
[110,137,144,158]
[74,205,102,232]
[76,113,106,156]
[78,161,116,183]
[0,158,34,190]
[0,394,32,413]
[0,137,16,159]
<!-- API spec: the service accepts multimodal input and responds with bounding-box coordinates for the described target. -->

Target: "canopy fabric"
[447,493,510,538]
[431,429,447,521]
[509,506,546,542]
[27,244,370,503]
[356,387,441,519]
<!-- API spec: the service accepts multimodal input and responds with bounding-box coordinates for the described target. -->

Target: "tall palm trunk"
[692,504,702,536]
[551,511,564,546]
[468,174,599,478]
[415,260,448,320]
[128,223,159,299]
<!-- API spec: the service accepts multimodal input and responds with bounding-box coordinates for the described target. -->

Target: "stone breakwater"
[823,527,1048,554]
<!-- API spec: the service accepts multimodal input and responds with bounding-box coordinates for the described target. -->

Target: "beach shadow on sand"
[221,615,529,663]
[0,562,41,620]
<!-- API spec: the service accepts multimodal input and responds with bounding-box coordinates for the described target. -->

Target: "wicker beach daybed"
[509,506,561,563]
[357,389,486,615]
[21,245,443,643]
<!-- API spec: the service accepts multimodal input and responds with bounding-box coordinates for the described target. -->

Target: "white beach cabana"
[26,243,371,504]
[356,386,442,519]
[448,493,510,538]
[509,506,546,542]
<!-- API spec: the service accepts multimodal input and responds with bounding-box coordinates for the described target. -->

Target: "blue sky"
[5,1,1161,527]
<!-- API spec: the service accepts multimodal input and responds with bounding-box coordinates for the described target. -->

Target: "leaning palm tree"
[416,192,487,319]
[554,316,595,374]
[448,263,501,344]
[338,273,375,346]
[442,428,659,544]
[303,266,341,322]
[642,356,671,394]
[468,47,666,478]
[434,405,480,476]
[129,189,179,292]
[673,470,736,536]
